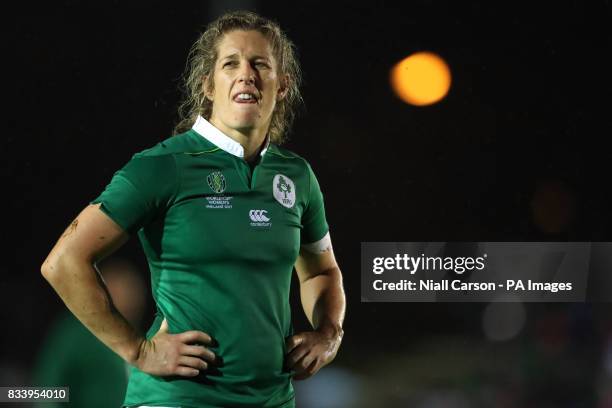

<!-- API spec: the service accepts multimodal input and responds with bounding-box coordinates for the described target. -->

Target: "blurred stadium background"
[3,1,612,407]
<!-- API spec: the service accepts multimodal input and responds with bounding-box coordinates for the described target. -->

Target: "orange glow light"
[390,51,451,106]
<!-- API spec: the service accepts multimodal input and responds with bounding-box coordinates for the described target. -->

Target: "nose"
[237,61,256,84]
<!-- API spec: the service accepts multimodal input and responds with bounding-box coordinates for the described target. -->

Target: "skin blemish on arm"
[60,219,79,239]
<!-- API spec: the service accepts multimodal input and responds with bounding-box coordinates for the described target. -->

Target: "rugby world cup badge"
[207,171,226,194]
[273,174,295,208]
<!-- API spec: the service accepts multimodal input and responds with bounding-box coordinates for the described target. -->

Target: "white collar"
[192,116,269,158]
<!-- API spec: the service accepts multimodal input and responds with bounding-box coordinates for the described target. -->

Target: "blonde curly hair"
[173,10,303,144]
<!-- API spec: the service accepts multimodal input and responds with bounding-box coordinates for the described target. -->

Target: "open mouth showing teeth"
[234,93,258,103]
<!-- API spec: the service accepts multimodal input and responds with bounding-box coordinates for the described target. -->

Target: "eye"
[255,62,270,69]
[223,60,237,68]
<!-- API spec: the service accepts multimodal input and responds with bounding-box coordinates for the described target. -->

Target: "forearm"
[299,266,345,337]
[42,255,144,364]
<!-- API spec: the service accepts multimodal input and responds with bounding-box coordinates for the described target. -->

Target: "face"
[206,30,287,135]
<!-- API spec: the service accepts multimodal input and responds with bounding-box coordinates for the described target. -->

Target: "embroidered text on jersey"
[249,209,272,228]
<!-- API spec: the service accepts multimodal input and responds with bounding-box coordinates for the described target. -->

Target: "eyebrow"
[220,53,271,62]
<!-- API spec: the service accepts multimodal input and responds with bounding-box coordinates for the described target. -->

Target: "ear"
[203,75,213,101]
[277,74,290,101]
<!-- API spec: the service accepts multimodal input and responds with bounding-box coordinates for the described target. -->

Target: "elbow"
[41,241,96,287]
[41,249,93,285]
[41,251,77,284]
[41,256,58,283]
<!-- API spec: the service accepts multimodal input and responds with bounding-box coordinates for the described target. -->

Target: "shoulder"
[123,130,210,175]
[268,144,313,171]
[132,130,205,159]
[112,133,198,183]
[268,144,303,160]
[267,145,324,195]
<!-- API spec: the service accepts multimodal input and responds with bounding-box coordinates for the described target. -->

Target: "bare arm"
[285,234,346,380]
[295,242,345,336]
[41,203,215,377]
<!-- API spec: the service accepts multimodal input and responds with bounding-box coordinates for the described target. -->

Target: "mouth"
[232,91,259,105]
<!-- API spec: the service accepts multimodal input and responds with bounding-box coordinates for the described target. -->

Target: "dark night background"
[3,1,612,406]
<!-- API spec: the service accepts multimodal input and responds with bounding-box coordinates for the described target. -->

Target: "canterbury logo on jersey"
[249,210,270,222]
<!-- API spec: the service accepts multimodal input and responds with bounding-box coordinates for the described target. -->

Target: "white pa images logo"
[273,174,295,208]
[249,209,272,228]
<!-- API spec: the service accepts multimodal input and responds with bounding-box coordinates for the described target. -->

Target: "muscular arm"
[41,204,215,376]
[286,234,346,380]
[294,241,345,337]
[41,204,140,362]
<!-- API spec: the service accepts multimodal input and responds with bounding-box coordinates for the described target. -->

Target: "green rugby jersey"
[91,116,329,408]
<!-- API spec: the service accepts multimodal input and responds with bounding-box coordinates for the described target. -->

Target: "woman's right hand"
[134,318,217,377]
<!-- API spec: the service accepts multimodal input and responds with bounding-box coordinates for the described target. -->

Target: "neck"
[209,118,268,162]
